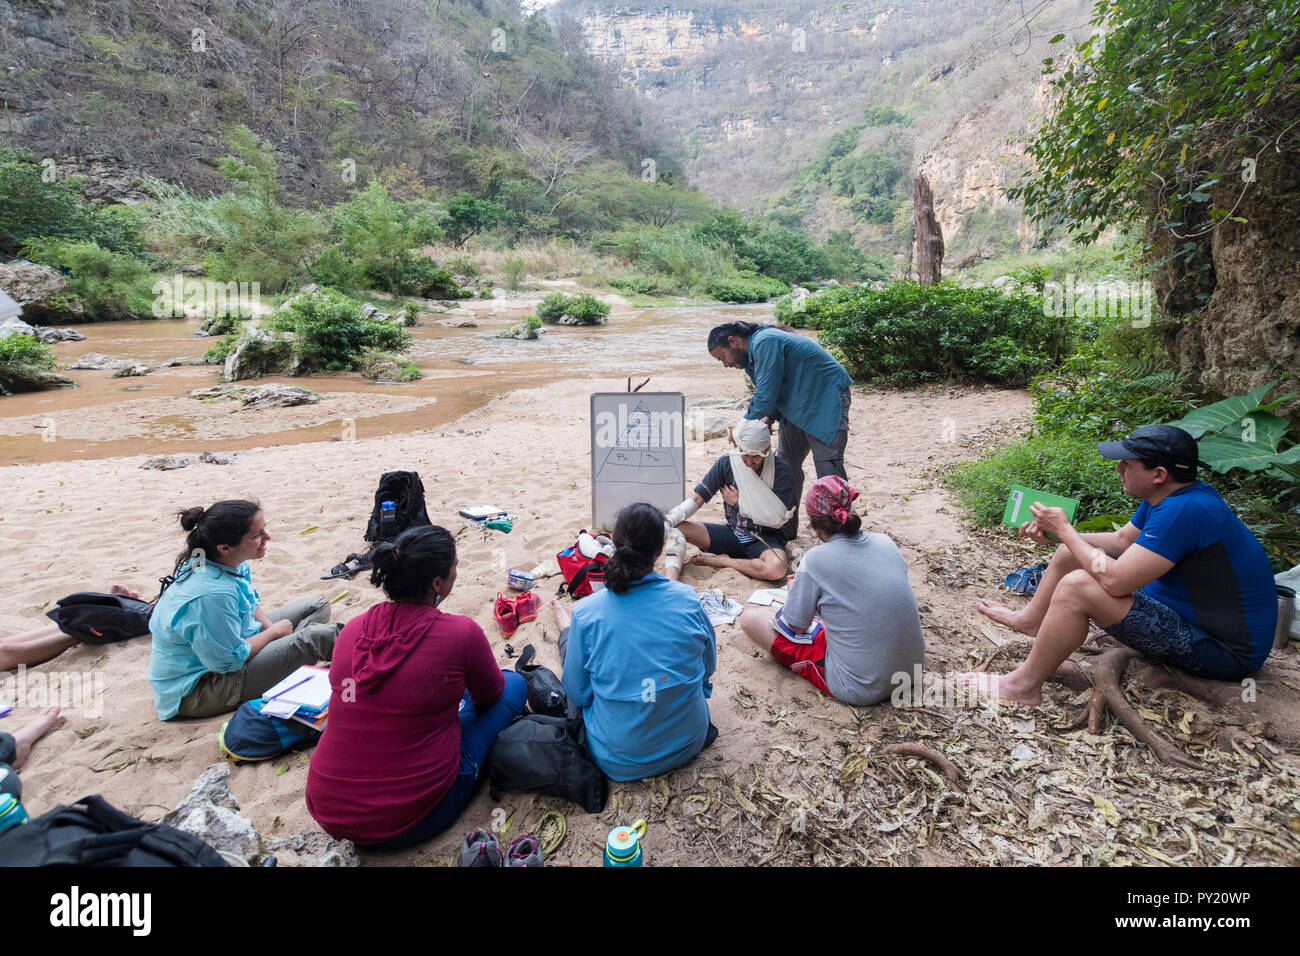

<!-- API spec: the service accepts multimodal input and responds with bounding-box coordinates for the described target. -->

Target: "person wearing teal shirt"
[708,321,853,537]
[552,503,718,781]
[148,500,340,720]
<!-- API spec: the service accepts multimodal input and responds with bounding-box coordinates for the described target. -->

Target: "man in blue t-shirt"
[969,425,1277,706]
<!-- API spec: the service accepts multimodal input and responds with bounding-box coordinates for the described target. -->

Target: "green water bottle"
[0,793,28,834]
[603,819,646,867]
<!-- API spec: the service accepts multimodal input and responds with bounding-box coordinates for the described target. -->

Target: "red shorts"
[769,628,833,697]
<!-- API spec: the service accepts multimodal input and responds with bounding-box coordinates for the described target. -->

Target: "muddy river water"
[0,302,769,464]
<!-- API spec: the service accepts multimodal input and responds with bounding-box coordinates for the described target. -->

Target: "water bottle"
[380,500,397,534]
[0,794,28,834]
[603,819,646,867]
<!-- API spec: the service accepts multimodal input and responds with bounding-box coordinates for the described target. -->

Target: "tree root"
[879,743,964,788]
[1065,647,1203,770]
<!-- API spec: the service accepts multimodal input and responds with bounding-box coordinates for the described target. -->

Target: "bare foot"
[976,599,1038,637]
[689,553,725,568]
[547,598,570,632]
[109,584,141,600]
[957,670,1042,707]
[11,705,62,769]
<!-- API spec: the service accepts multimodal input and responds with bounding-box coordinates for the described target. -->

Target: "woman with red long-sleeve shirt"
[305,526,526,849]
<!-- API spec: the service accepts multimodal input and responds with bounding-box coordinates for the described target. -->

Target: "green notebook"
[1002,484,1080,530]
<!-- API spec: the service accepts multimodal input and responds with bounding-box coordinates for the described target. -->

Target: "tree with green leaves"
[1011,0,1300,298]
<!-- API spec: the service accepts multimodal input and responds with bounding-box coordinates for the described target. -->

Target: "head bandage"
[734,418,772,455]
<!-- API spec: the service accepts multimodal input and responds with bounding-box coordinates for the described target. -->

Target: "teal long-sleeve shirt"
[744,327,852,445]
[561,573,716,781]
[148,557,261,719]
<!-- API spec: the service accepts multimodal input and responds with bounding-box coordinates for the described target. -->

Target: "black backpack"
[45,592,154,645]
[0,795,230,867]
[364,470,433,543]
[514,644,578,719]
[487,715,608,814]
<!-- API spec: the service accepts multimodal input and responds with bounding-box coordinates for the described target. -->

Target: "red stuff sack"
[555,532,608,599]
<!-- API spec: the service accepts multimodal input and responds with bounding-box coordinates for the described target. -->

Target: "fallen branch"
[879,743,963,788]
[1068,647,1202,770]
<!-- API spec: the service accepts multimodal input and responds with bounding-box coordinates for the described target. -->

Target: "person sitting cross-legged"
[661,418,796,584]
[738,476,925,704]
[966,425,1278,706]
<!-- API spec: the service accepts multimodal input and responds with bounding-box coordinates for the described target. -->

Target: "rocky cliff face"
[1163,149,1300,404]
[550,0,1093,264]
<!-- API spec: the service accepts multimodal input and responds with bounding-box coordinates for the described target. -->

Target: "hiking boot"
[505,834,544,867]
[495,592,519,637]
[459,828,503,867]
[514,589,541,624]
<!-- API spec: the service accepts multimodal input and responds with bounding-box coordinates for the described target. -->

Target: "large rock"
[161,763,357,867]
[191,382,319,409]
[222,327,298,382]
[0,364,76,394]
[70,352,150,373]
[35,327,85,343]
[0,261,85,324]
[0,316,37,341]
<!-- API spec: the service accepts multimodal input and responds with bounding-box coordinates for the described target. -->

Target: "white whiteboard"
[590,392,686,531]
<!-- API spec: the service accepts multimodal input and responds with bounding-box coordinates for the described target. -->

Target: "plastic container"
[603,819,646,867]
[507,569,535,591]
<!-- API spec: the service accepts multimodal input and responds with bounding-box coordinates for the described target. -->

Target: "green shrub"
[0,333,57,369]
[502,256,527,290]
[774,284,860,329]
[536,292,610,324]
[536,292,570,322]
[609,273,657,295]
[366,254,466,299]
[268,290,412,372]
[203,333,239,364]
[0,148,146,257]
[705,271,790,303]
[947,434,1131,526]
[817,281,1074,385]
[20,238,156,319]
[402,302,420,326]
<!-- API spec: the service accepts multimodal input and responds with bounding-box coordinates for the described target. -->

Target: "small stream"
[0,302,770,464]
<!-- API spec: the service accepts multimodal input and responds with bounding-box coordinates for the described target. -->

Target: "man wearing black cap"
[968,425,1278,705]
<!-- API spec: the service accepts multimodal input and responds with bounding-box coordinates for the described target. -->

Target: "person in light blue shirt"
[708,321,853,537]
[553,502,718,781]
[148,500,339,720]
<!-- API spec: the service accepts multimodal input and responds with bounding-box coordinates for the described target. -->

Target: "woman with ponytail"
[738,477,924,705]
[148,501,340,721]
[305,525,526,849]
[551,502,718,781]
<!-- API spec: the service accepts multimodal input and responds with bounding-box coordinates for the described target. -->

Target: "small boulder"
[237,383,319,410]
[0,365,76,394]
[360,303,393,322]
[687,413,730,441]
[199,451,236,465]
[180,264,206,277]
[142,455,193,470]
[35,327,85,344]
[223,327,298,382]
[436,319,478,328]
[70,352,119,370]
[110,362,151,378]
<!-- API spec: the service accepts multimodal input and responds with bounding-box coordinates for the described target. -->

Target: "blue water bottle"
[0,794,29,834]
[603,819,646,867]
[380,500,397,534]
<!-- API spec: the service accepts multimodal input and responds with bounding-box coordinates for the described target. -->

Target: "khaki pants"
[175,596,340,719]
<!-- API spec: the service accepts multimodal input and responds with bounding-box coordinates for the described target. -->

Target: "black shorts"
[703,523,785,561]
[0,732,15,766]
[1103,591,1252,681]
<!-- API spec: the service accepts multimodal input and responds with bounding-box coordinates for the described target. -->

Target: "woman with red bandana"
[738,476,925,705]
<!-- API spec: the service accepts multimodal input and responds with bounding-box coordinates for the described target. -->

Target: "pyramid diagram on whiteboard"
[596,400,681,485]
